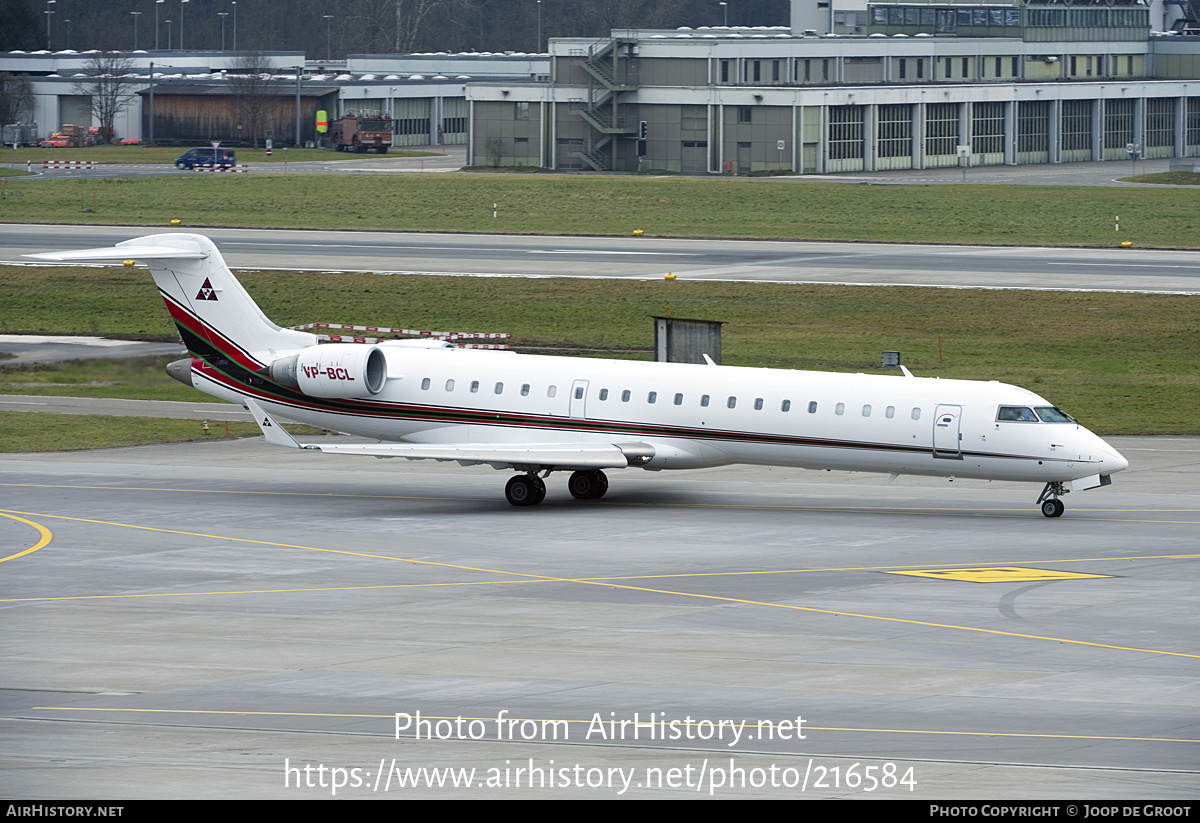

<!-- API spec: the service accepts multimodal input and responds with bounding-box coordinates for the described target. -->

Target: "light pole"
[44,0,55,50]
[719,2,728,26]
[324,14,334,61]
[155,0,164,50]
[231,2,237,50]
[165,19,172,50]
[131,11,141,50]
[536,0,542,53]
[64,17,70,49]
[218,12,228,50]
[179,0,188,50]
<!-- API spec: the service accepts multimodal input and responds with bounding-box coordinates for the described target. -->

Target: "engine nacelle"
[268,344,386,398]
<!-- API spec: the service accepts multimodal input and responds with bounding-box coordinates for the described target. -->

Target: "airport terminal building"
[466,0,1200,173]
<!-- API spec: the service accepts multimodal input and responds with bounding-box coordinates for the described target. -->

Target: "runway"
[4,223,1199,293]
[1,436,1197,798]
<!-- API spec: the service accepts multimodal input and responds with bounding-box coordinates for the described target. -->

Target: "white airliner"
[31,233,1128,517]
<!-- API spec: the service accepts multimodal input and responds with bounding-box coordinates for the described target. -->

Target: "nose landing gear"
[1037,481,1067,518]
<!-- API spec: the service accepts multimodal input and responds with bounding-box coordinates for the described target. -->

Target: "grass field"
[2,173,1198,248]
[0,410,321,453]
[2,265,1197,435]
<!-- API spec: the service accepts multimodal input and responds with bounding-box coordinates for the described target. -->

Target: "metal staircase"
[570,38,639,171]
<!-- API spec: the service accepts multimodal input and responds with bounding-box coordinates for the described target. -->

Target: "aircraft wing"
[244,398,652,470]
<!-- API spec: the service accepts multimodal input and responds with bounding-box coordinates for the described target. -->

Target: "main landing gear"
[1037,481,1067,518]
[504,470,608,507]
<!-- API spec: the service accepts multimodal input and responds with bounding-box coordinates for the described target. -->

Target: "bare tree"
[483,134,505,167]
[72,53,139,142]
[226,53,281,148]
[0,71,34,125]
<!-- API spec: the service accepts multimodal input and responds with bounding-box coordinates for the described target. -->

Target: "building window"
[515,101,529,120]
[737,106,752,124]
[772,60,779,82]
[753,60,761,82]
[721,60,729,83]
[899,58,906,80]
[917,58,924,79]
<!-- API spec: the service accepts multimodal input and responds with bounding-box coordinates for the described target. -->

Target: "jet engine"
[267,344,386,398]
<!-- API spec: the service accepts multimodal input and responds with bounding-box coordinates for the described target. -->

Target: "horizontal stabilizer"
[26,246,208,263]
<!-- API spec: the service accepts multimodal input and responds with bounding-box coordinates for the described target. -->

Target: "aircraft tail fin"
[28,234,315,368]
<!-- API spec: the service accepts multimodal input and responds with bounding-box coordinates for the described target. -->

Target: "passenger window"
[754,398,763,411]
[648,391,657,404]
[421,378,431,390]
[470,380,480,393]
[547,385,557,398]
[885,405,895,418]
[599,388,609,401]
[808,401,817,413]
[727,396,737,409]
[521,383,530,396]
[781,400,791,412]
[862,404,871,417]
[495,382,504,395]
[835,403,845,415]
[622,390,631,402]
[911,407,921,420]
[674,393,683,405]
[575,386,585,400]
[700,394,710,407]
[445,379,455,391]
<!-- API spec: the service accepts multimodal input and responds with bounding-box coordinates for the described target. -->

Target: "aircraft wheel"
[531,475,546,505]
[568,470,608,500]
[1041,498,1065,518]
[505,474,540,507]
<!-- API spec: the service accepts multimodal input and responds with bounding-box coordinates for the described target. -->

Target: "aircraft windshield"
[997,406,1039,422]
[1033,406,1075,423]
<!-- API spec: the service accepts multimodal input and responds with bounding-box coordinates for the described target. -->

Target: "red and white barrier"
[42,160,97,170]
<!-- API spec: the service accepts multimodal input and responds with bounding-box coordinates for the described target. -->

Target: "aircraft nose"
[1103,445,1129,474]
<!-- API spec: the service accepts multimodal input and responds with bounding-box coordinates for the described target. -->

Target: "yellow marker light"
[171,219,182,226]
[664,272,676,281]
[633,229,644,236]
[1120,241,1132,248]
[123,259,134,267]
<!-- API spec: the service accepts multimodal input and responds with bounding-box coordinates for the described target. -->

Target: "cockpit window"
[997,406,1039,422]
[1034,406,1075,423]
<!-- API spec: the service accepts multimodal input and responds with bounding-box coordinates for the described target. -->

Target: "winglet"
[702,353,717,366]
[245,398,302,449]
[899,365,914,378]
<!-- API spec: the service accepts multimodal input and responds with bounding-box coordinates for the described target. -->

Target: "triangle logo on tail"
[196,278,219,301]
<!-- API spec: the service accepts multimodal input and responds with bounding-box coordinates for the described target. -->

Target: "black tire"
[1041,498,1064,518]
[568,470,609,500]
[175,161,186,169]
[531,475,546,505]
[377,146,388,154]
[506,475,536,507]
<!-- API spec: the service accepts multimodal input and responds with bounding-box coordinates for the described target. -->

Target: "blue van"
[175,147,237,169]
